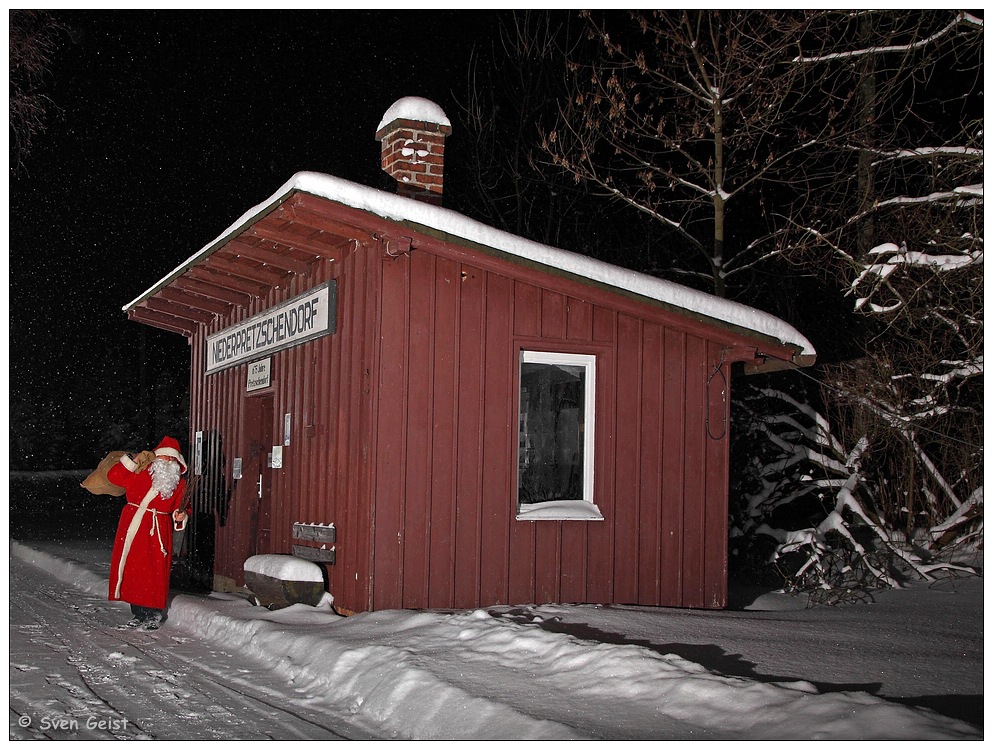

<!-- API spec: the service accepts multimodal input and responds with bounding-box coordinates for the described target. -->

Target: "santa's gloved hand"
[134,451,156,472]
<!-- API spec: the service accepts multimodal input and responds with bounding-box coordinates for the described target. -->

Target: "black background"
[10,10,503,469]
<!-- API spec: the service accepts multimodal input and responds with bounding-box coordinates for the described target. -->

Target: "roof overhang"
[124,172,816,372]
[123,190,371,337]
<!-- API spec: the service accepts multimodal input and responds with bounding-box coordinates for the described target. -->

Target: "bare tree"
[534,10,983,595]
[771,11,985,588]
[454,12,649,260]
[541,10,845,298]
[9,10,67,169]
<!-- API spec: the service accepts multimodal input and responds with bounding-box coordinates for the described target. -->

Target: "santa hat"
[154,436,188,474]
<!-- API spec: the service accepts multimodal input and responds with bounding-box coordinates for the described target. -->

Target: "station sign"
[205,281,336,374]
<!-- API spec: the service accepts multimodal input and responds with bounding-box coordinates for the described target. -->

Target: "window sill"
[516,500,604,522]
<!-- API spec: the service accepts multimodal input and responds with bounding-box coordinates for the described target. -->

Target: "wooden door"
[243,394,274,557]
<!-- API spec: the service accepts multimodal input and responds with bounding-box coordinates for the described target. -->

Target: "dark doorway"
[243,394,274,558]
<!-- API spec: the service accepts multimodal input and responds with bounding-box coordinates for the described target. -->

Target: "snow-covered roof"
[125,170,815,360]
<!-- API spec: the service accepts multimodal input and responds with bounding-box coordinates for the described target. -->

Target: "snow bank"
[9,541,108,598]
[165,601,577,740]
[160,599,981,740]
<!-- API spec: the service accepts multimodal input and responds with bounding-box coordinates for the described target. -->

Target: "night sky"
[9,10,505,468]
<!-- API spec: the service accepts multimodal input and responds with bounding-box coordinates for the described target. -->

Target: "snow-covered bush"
[731,376,981,603]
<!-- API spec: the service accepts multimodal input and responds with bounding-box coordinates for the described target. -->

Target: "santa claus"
[107,436,190,629]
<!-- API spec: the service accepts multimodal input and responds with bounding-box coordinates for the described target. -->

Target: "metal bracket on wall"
[293,522,336,543]
[384,235,413,259]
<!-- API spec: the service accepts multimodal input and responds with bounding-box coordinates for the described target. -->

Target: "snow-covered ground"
[9,537,983,740]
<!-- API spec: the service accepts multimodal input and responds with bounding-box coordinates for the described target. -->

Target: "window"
[517,351,602,521]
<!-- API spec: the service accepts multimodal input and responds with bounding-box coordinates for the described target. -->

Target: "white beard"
[149,458,182,499]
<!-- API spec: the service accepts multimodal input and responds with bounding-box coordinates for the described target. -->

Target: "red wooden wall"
[189,236,381,610]
[188,212,780,613]
[369,230,742,611]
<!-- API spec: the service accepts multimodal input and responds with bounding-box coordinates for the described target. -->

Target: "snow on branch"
[850,242,983,312]
[743,375,982,594]
[919,357,984,385]
[794,12,983,64]
[868,146,984,163]
[757,430,980,597]
[874,186,984,211]
[931,488,983,537]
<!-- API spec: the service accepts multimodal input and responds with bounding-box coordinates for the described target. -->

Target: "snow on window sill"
[516,500,604,522]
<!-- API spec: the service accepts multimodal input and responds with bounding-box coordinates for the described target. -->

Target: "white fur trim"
[120,454,138,472]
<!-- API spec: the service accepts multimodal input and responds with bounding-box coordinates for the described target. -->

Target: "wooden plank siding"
[453,264,486,608]
[189,239,381,610]
[427,256,460,608]
[661,329,687,606]
[188,211,756,613]
[330,243,379,611]
[369,236,739,611]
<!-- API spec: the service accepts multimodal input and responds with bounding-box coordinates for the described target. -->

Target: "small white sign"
[247,357,272,392]
[195,431,203,476]
[284,413,292,446]
[271,445,283,469]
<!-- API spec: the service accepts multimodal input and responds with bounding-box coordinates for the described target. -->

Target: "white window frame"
[516,350,602,521]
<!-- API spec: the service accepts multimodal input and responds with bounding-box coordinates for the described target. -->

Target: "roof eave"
[122,190,296,313]
[122,172,817,366]
[744,351,818,375]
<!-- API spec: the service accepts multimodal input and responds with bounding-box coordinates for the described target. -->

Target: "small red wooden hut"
[125,97,815,613]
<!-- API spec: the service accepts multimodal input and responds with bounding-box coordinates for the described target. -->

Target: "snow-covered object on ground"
[243,554,324,583]
[10,540,980,740]
[243,553,329,609]
[124,172,815,361]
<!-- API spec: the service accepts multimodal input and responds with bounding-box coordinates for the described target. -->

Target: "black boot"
[128,605,161,629]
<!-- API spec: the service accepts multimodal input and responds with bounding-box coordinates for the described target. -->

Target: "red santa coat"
[107,459,187,609]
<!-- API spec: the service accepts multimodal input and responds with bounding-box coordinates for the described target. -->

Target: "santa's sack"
[80,451,128,496]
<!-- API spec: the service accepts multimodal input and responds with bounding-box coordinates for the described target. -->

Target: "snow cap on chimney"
[376,97,452,206]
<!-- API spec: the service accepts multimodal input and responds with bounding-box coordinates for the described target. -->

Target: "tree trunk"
[856,13,877,256]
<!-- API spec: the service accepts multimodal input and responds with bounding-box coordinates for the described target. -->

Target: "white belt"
[127,502,171,557]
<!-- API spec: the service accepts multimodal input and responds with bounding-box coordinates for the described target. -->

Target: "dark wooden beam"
[275,195,377,247]
[187,265,268,298]
[249,222,344,261]
[225,239,315,275]
[157,287,234,317]
[173,275,253,306]
[143,297,216,325]
[203,256,288,287]
[127,307,194,336]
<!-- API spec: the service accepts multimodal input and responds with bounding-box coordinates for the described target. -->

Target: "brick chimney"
[375,97,452,206]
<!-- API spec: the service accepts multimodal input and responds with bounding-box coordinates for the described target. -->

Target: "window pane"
[518,361,586,505]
